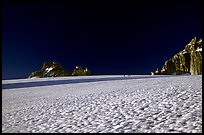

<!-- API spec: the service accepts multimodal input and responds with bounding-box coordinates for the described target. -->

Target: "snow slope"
[2,75,202,133]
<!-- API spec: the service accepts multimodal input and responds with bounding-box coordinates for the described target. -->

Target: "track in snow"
[2,75,202,133]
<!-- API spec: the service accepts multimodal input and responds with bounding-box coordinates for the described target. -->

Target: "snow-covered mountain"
[152,37,202,75]
[2,75,202,133]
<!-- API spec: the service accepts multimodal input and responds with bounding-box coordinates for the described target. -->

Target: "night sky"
[2,1,202,79]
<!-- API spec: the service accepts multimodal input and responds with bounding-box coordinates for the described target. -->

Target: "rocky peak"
[28,62,92,78]
[184,37,202,53]
[28,61,70,78]
[151,37,202,75]
[72,66,91,76]
[41,61,62,70]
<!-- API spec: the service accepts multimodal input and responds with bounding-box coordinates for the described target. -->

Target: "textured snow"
[2,75,202,133]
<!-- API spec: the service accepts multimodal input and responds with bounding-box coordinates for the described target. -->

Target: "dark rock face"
[151,37,202,75]
[28,62,92,78]
[71,66,91,76]
[28,61,70,78]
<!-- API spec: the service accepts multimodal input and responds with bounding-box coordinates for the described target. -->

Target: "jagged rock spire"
[151,37,202,75]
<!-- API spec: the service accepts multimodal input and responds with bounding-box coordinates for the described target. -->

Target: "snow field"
[2,75,202,133]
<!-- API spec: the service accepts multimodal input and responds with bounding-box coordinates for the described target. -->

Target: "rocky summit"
[28,62,92,79]
[28,61,70,78]
[151,37,202,75]
[71,66,91,76]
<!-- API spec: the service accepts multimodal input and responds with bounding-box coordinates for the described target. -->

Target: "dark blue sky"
[2,1,202,79]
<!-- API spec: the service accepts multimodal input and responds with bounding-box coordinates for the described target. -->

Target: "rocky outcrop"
[71,66,91,76]
[28,61,70,78]
[151,37,202,75]
[28,62,92,78]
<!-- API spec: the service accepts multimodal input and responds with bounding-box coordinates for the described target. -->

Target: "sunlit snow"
[45,67,53,74]
[181,50,188,54]
[2,75,202,133]
[196,48,202,52]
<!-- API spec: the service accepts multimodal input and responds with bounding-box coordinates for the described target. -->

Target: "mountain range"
[28,37,202,78]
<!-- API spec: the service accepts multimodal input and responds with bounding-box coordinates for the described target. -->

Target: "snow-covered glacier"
[2,75,202,133]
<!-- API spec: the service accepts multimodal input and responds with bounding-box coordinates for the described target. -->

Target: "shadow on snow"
[2,75,172,90]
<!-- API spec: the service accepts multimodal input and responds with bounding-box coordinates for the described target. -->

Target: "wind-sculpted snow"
[2,75,202,133]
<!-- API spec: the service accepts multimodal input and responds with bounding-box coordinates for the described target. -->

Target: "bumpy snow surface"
[2,75,202,133]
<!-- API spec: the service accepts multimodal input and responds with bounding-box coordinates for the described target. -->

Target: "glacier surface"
[2,75,202,133]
